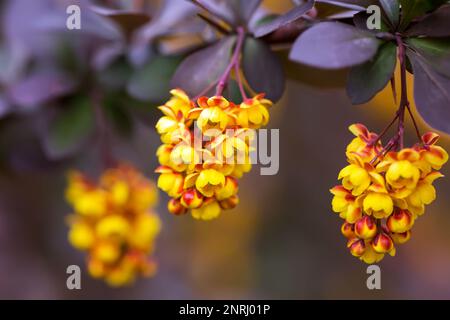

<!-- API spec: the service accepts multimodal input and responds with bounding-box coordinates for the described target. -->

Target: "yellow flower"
[346,123,381,162]
[195,169,225,197]
[164,88,193,119]
[235,94,271,129]
[156,167,184,198]
[191,200,221,220]
[338,164,371,196]
[363,192,394,219]
[215,176,238,201]
[66,164,161,286]
[68,221,95,250]
[406,171,443,216]
[330,185,362,223]
[359,245,385,264]
[188,96,230,136]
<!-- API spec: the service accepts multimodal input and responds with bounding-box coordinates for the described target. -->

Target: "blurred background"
[0,0,449,299]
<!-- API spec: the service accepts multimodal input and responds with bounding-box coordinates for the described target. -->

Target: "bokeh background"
[0,0,449,299]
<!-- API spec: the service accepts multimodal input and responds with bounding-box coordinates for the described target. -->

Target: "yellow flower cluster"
[66,164,161,286]
[331,124,448,264]
[155,89,272,220]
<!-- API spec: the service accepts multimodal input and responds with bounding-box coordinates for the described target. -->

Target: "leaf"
[192,0,236,25]
[90,6,151,39]
[42,95,95,159]
[170,36,236,97]
[242,37,285,102]
[7,71,76,111]
[406,38,450,78]
[399,0,448,30]
[405,5,450,37]
[347,42,397,104]
[315,0,377,10]
[128,55,183,102]
[254,0,314,38]
[379,0,400,28]
[408,51,450,134]
[289,22,381,69]
[226,0,262,24]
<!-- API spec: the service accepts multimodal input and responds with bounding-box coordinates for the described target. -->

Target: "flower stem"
[215,26,246,96]
[396,34,408,150]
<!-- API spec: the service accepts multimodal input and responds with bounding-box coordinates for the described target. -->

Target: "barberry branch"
[215,26,246,96]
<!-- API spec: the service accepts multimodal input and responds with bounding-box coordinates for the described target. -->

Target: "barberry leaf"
[42,95,95,159]
[7,71,76,111]
[408,51,450,134]
[90,6,151,39]
[379,0,400,28]
[289,22,381,69]
[406,38,450,78]
[399,0,448,30]
[254,0,314,38]
[347,42,397,104]
[405,5,450,37]
[171,36,236,97]
[315,0,377,10]
[128,55,183,102]
[242,38,285,102]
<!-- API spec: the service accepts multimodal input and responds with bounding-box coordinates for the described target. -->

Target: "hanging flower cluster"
[155,89,272,220]
[66,164,161,286]
[331,124,448,264]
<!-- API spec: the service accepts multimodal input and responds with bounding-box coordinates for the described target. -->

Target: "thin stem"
[396,34,408,150]
[215,26,246,96]
[369,111,399,147]
[234,59,248,100]
[405,103,422,142]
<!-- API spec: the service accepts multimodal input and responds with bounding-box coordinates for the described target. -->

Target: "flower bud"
[390,231,411,244]
[168,198,187,215]
[347,238,366,257]
[354,215,377,239]
[219,195,239,210]
[341,222,355,239]
[180,188,204,209]
[387,209,414,233]
[371,233,394,253]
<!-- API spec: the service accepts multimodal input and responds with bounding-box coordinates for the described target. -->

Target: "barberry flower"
[66,164,161,286]
[155,89,274,220]
[331,124,448,264]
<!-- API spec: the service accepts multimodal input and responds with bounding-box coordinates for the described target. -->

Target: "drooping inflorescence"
[155,89,272,220]
[331,124,448,264]
[66,164,161,286]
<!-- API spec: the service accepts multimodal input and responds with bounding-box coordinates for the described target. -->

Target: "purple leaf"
[406,38,450,78]
[408,51,450,135]
[170,36,236,97]
[405,5,450,37]
[254,0,314,38]
[7,72,77,111]
[315,0,377,10]
[90,5,151,39]
[289,21,381,69]
[243,37,285,101]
